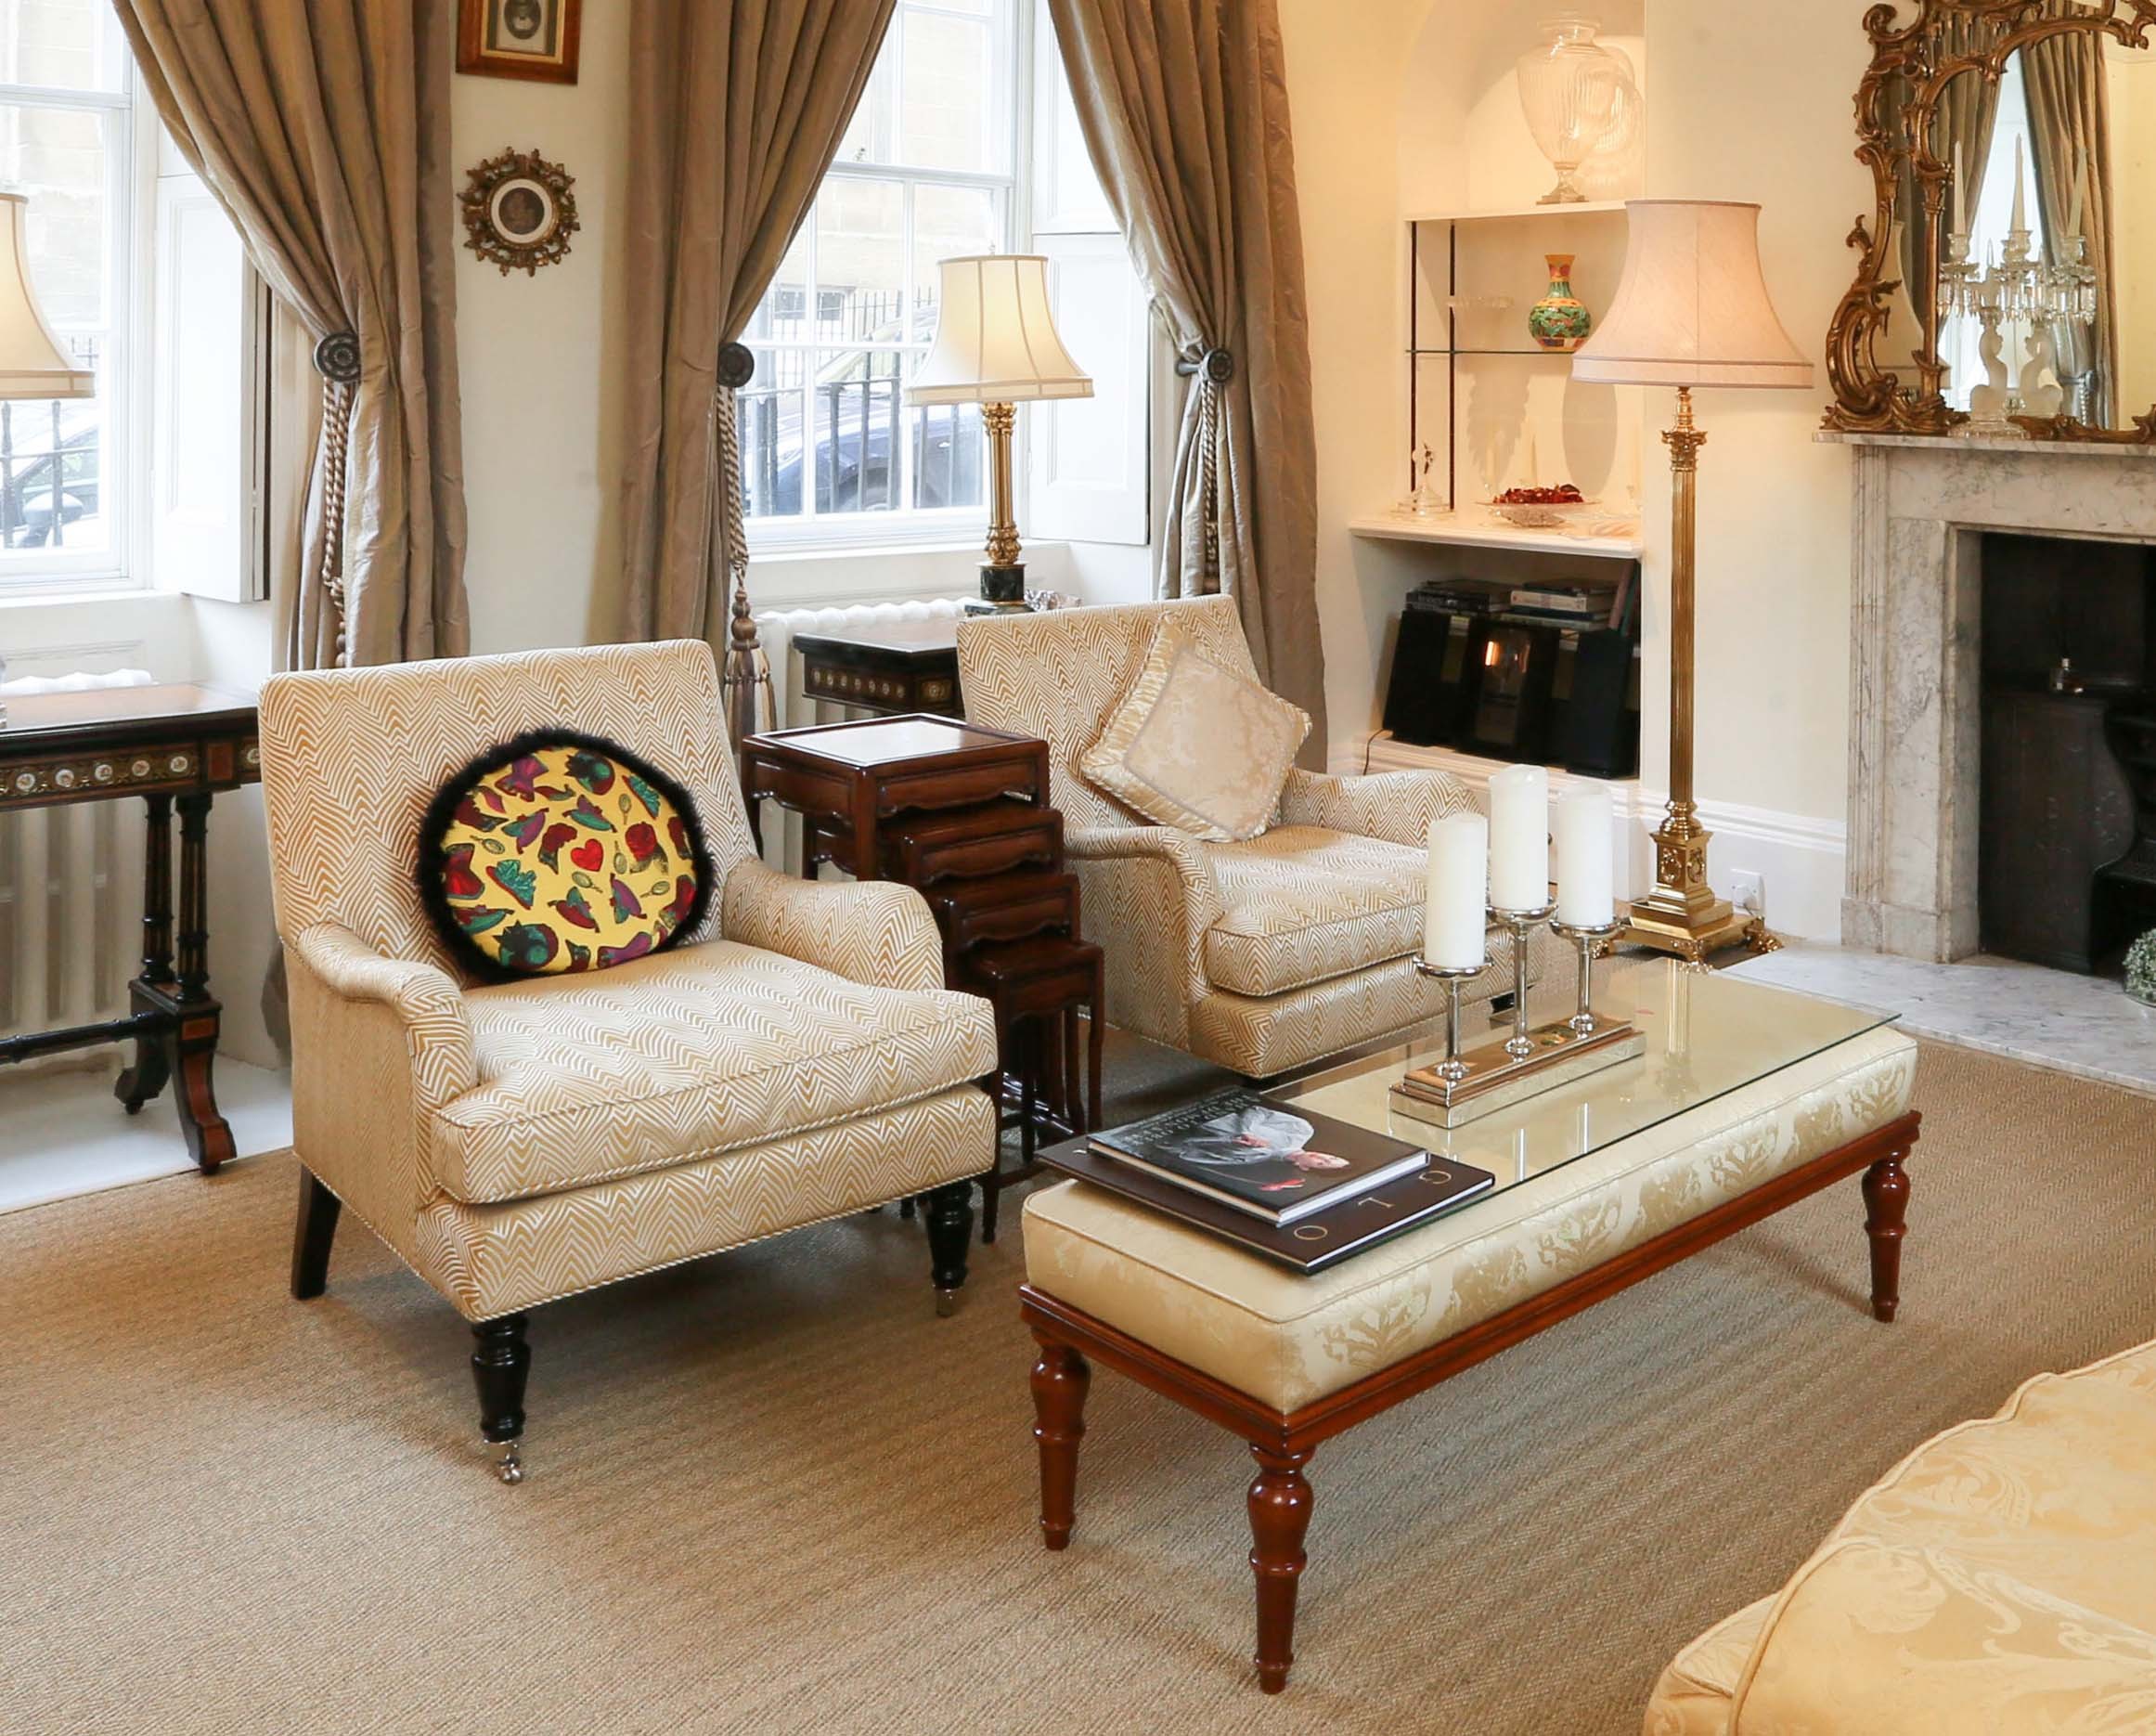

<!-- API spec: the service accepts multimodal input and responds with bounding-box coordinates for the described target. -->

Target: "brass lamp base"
[1621,813,1781,967]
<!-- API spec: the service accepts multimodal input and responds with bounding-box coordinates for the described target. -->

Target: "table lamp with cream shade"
[0,188,97,727]
[906,254,1091,613]
[1570,200,1813,964]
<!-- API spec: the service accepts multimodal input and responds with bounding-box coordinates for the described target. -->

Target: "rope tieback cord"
[1176,346,1234,592]
[312,330,361,667]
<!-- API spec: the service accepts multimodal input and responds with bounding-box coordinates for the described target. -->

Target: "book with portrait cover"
[1089,1088,1430,1224]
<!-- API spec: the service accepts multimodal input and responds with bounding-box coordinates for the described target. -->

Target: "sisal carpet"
[6,1037,2154,1736]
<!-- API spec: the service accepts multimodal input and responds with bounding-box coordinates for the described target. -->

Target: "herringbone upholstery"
[261,641,996,1324]
[957,598,1530,1076]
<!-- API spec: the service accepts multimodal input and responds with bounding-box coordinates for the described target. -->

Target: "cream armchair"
[260,641,996,1481]
[957,596,1532,1079]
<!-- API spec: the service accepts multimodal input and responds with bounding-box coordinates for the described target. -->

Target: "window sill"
[0,581,161,615]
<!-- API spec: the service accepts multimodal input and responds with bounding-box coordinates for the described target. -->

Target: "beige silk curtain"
[113,0,467,672]
[1895,42,2000,343]
[1044,0,1324,750]
[618,0,898,645]
[2022,28,2117,426]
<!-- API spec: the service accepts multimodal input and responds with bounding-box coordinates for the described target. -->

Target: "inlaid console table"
[0,683,260,1172]
[791,618,963,720]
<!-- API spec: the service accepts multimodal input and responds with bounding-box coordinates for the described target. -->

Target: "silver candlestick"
[1549,917,1625,1035]
[1412,956,1489,1082]
[1490,902,1555,1059]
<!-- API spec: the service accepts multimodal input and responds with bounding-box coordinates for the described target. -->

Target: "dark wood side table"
[0,682,260,1172]
[792,619,962,719]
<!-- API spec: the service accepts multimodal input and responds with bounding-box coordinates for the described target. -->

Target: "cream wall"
[1295,0,1870,934]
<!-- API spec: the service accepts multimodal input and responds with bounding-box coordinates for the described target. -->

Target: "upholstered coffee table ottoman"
[1018,964,1920,1693]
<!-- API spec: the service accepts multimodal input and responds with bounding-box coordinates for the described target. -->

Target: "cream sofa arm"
[721,857,946,992]
[286,923,478,1243]
[1277,766,1478,848]
[1065,825,1225,1036]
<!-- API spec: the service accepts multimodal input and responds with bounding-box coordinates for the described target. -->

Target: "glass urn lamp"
[1516,15,1642,206]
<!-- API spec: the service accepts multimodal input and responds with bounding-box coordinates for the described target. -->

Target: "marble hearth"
[1832,433,2156,962]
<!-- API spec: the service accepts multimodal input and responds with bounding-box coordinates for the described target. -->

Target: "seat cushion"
[1023,1027,1915,1412]
[1203,826,1430,997]
[430,939,996,1204]
[1724,1338,2156,1733]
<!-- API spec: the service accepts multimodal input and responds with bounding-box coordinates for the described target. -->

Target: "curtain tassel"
[312,331,361,667]
[1177,346,1234,594]
[714,341,775,745]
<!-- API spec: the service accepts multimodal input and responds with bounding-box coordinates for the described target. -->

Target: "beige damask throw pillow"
[1079,622,1310,841]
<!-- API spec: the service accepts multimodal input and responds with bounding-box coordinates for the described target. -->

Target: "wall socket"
[1731,871,1765,916]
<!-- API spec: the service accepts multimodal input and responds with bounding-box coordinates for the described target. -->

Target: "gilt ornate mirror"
[1825,0,2156,442]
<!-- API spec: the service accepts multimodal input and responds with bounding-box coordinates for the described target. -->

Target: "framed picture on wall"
[457,0,582,85]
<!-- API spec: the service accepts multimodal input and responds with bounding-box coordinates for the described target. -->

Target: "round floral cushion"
[417,731,711,978]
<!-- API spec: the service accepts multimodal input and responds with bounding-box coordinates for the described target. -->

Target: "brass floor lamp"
[1570,201,1814,965]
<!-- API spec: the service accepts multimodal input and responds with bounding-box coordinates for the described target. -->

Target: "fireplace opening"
[1979,533,2156,973]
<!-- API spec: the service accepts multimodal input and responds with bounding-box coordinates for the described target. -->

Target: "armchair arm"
[721,857,945,992]
[1278,766,1478,849]
[1065,825,1225,1041]
[284,922,477,1245]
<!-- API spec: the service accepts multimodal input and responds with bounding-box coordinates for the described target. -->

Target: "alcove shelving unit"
[1352,200,1642,562]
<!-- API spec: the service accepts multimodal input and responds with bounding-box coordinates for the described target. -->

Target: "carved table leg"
[166,792,234,1172]
[471,1313,532,1483]
[1247,1445,1315,1694]
[114,792,173,1115]
[1029,1336,1090,1550]
[1862,1151,1911,1324]
[923,1179,975,1317]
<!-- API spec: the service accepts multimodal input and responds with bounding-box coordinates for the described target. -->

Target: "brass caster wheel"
[496,1443,524,1484]
[936,1289,961,1319]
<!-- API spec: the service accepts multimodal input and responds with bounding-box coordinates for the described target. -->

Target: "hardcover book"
[1090,1089,1430,1224]
[1044,1141,1498,1275]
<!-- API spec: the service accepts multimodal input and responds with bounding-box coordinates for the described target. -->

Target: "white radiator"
[752,598,968,873]
[0,670,151,1069]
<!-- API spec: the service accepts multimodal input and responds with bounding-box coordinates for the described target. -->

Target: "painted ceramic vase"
[1529,254,1593,353]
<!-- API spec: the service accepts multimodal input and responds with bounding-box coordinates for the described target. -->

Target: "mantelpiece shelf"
[1350,512,1645,561]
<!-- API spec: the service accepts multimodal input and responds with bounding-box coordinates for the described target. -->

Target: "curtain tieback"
[712,340,773,745]
[1175,348,1234,590]
[312,331,361,667]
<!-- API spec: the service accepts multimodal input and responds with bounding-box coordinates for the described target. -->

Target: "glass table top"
[1272,956,1896,1201]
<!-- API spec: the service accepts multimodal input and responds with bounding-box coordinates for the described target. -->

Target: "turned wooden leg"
[1029,1336,1090,1550]
[923,1180,975,1317]
[1862,1151,1911,1324]
[1247,1445,1315,1694]
[290,1168,342,1300]
[470,1314,532,1483]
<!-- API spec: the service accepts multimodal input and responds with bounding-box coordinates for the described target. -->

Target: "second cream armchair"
[957,596,1530,1079]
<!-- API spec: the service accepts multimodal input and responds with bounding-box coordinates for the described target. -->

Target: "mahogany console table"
[0,683,260,1172]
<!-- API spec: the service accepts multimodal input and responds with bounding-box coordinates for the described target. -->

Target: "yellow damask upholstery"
[1024,1027,1916,1413]
[261,641,997,1334]
[958,596,1530,1077]
[1645,1339,2156,1735]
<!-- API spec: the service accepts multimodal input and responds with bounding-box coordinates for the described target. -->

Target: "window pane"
[911,182,1000,339]
[0,97,110,557]
[744,225,810,345]
[833,31,897,167]
[739,347,806,520]
[816,175,904,344]
[909,393,982,512]
[813,349,906,514]
[899,8,1000,174]
[0,100,108,327]
[0,0,126,94]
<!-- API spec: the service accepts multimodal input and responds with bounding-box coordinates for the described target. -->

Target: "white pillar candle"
[1488,763,1549,912]
[2010,135,2027,234]
[1554,783,1615,927]
[1423,811,1488,970]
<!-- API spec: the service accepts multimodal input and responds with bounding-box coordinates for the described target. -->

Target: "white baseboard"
[1340,732,1848,942]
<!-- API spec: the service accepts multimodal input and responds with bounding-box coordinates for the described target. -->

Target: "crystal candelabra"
[1940,216,2096,434]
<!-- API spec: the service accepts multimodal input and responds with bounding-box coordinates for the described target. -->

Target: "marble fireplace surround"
[1833,433,2156,961]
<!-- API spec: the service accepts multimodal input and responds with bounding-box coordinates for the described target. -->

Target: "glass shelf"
[1410,346,1579,357]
